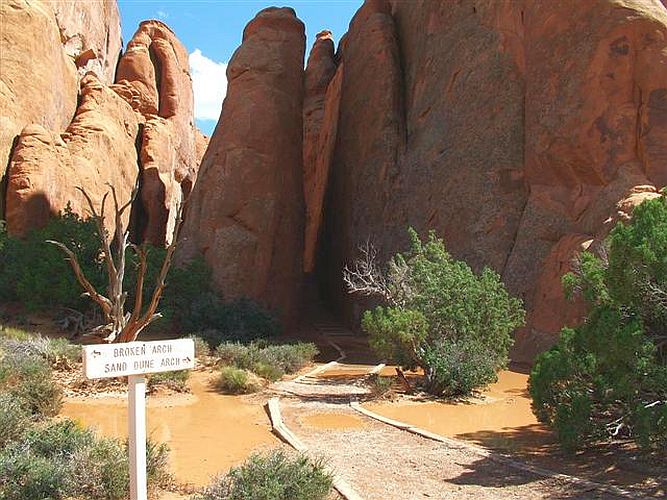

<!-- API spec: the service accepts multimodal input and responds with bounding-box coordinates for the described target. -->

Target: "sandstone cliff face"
[318,0,407,319]
[3,5,203,247]
[507,0,666,361]
[179,7,306,324]
[51,0,122,84]
[0,0,79,218]
[115,20,202,245]
[303,30,337,272]
[6,76,140,236]
[311,0,667,361]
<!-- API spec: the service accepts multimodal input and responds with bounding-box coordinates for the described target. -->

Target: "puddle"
[317,363,375,379]
[365,370,554,453]
[62,370,280,487]
[302,412,367,430]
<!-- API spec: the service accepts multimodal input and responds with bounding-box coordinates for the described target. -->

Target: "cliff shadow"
[454,426,666,497]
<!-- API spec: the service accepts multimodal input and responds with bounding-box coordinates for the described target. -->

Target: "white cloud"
[189,49,228,122]
[156,10,168,19]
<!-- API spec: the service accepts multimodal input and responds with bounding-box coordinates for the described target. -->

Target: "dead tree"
[342,240,412,307]
[47,184,184,343]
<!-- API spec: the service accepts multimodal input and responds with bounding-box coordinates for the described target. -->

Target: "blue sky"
[118,1,362,135]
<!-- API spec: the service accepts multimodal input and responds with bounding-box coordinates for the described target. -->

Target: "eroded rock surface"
[115,20,200,245]
[312,0,667,361]
[6,76,140,236]
[0,0,78,217]
[51,0,122,84]
[180,7,306,325]
[303,30,338,272]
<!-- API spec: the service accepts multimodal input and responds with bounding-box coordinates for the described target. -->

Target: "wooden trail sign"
[83,339,195,379]
[83,339,195,500]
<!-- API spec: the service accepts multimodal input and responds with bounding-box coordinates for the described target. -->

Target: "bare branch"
[343,240,395,304]
[46,240,112,320]
[128,243,147,326]
[54,182,183,344]
[118,200,185,342]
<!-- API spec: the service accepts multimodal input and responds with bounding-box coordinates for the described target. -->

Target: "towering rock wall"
[51,0,122,84]
[311,0,667,362]
[0,0,123,220]
[2,0,666,358]
[0,0,79,218]
[115,20,202,245]
[179,8,306,325]
[507,0,667,360]
[303,30,338,273]
[6,76,140,236]
[2,3,203,245]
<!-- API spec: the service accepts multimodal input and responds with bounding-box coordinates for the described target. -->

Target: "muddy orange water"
[365,370,554,453]
[62,370,280,487]
[317,363,377,379]
[302,412,367,430]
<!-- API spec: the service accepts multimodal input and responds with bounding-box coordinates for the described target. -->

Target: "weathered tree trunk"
[48,184,183,343]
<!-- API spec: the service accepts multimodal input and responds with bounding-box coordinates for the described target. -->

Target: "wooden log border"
[267,397,365,500]
[350,401,635,499]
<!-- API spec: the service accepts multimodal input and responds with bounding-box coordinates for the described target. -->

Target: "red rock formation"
[303,30,338,272]
[6,76,140,236]
[505,0,667,362]
[312,0,667,361]
[51,0,122,84]
[317,0,409,315]
[0,0,78,218]
[115,20,201,246]
[179,7,306,324]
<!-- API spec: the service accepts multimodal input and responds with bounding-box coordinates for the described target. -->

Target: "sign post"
[128,374,147,500]
[83,339,195,500]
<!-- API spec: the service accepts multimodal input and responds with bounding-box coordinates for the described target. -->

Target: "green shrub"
[148,370,190,392]
[251,361,285,382]
[351,228,525,397]
[0,206,105,310]
[0,448,66,500]
[189,334,212,359]
[71,435,129,499]
[0,418,171,500]
[421,338,499,397]
[214,342,318,381]
[215,342,252,367]
[258,343,318,374]
[0,324,31,341]
[0,392,29,447]
[194,298,281,346]
[368,374,393,397]
[0,335,80,370]
[216,366,259,394]
[146,439,171,488]
[0,211,280,339]
[197,450,332,500]
[0,352,62,417]
[43,337,81,369]
[530,193,667,451]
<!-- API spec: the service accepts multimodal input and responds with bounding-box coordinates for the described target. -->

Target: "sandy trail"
[272,333,619,500]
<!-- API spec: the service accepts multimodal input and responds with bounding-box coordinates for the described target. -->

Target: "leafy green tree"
[0,207,279,341]
[530,193,667,451]
[0,206,104,309]
[346,228,525,397]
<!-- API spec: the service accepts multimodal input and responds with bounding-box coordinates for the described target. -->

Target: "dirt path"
[271,327,623,499]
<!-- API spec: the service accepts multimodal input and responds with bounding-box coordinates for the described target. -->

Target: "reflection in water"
[62,371,279,487]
